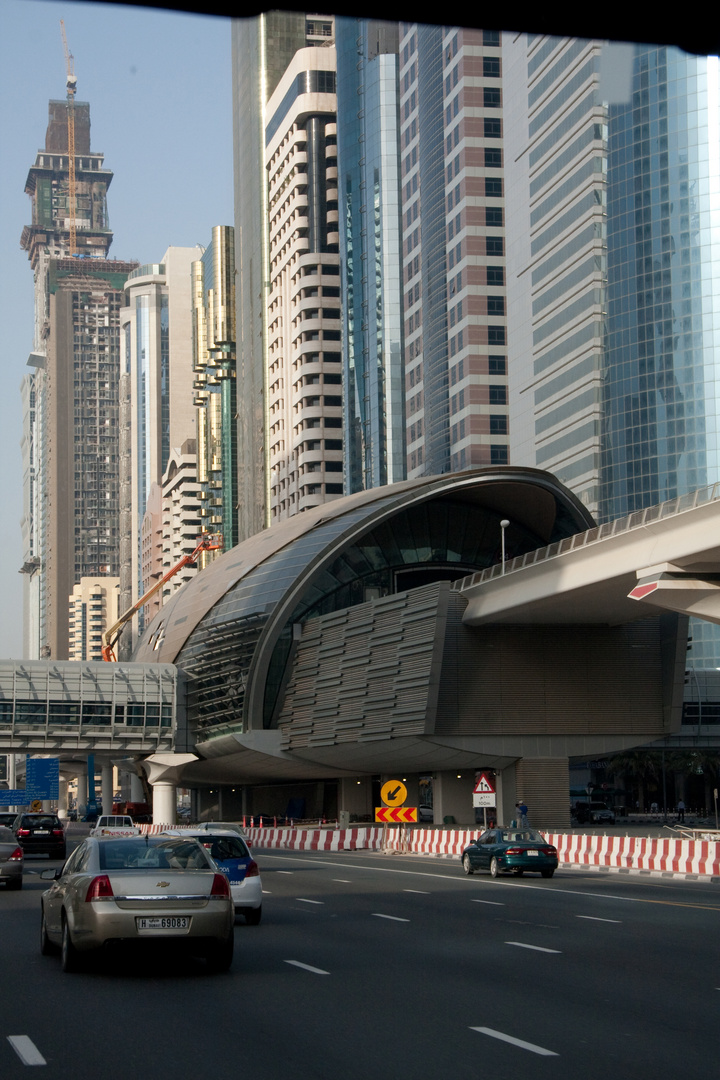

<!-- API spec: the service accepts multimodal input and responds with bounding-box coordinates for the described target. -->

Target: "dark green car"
[461,828,558,878]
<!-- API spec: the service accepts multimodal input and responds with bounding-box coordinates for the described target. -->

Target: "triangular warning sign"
[473,772,495,794]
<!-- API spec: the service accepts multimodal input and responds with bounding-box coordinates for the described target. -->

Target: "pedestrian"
[515,801,529,827]
[677,799,686,823]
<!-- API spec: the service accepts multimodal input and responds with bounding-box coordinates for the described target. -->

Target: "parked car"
[90,815,140,837]
[461,827,558,878]
[13,813,66,859]
[163,829,262,924]
[0,826,23,890]
[40,835,235,972]
[589,802,616,824]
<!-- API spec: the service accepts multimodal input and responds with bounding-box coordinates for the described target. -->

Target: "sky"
[0,0,233,658]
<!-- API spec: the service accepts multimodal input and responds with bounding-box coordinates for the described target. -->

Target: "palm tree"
[606,751,662,812]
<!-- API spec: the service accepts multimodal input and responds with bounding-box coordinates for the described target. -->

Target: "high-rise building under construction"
[20,96,136,659]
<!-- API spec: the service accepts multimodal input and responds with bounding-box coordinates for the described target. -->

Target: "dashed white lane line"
[296,898,324,904]
[332,879,352,883]
[505,941,561,954]
[470,1027,558,1057]
[7,1036,47,1066]
[403,889,429,894]
[372,913,410,922]
[576,915,622,923]
[285,960,330,975]
[277,871,294,875]
[262,890,272,894]
[471,899,504,906]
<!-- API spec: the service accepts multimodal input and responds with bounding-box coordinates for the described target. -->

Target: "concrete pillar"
[152,781,177,825]
[75,762,88,817]
[101,765,113,816]
[130,773,144,802]
[57,779,69,820]
[338,776,373,821]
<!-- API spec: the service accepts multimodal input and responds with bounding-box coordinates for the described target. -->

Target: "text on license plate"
[526,850,539,856]
[136,917,190,931]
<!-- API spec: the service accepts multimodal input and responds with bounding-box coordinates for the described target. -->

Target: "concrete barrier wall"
[141,823,719,877]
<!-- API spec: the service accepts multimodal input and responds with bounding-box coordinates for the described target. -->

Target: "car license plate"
[35,830,49,834]
[527,850,539,856]
[136,917,190,932]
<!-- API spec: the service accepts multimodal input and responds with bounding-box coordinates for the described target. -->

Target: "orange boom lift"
[101,534,223,662]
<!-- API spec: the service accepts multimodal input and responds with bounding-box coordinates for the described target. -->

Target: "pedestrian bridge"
[0,661,188,755]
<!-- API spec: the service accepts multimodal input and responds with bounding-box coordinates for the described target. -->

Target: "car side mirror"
[40,868,61,881]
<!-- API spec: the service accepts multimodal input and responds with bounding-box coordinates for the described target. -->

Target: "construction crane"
[60,20,77,256]
[101,533,224,662]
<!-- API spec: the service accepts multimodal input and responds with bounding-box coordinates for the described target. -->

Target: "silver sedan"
[0,826,23,891]
[40,835,235,972]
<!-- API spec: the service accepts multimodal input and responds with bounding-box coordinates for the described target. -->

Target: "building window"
[484,87,501,108]
[484,118,501,138]
[488,355,506,375]
[490,415,508,434]
[489,385,507,404]
[486,207,503,227]
[484,148,502,168]
[490,444,509,464]
[486,238,504,256]
[483,56,500,77]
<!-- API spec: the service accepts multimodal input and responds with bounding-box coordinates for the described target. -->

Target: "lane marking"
[470,1026,558,1057]
[471,899,504,906]
[285,960,330,975]
[576,915,621,924]
[332,879,352,883]
[262,890,272,894]
[506,941,561,954]
[403,889,429,894]
[372,913,410,922]
[7,1036,47,1066]
[296,898,324,905]
[256,854,720,910]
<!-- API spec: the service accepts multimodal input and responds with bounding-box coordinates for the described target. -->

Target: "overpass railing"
[453,483,720,592]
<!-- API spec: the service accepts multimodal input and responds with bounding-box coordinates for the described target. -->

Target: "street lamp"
[500,519,510,574]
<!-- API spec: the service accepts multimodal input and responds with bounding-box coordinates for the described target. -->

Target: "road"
[1,845,717,1079]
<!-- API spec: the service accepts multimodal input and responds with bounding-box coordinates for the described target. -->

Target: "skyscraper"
[504,36,720,665]
[192,226,238,548]
[120,246,202,650]
[336,18,405,492]
[399,24,509,478]
[20,98,136,659]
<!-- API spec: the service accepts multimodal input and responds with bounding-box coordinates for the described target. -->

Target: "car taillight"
[52,828,64,837]
[17,828,30,837]
[542,847,557,856]
[245,859,260,878]
[505,847,524,855]
[85,875,114,901]
[9,847,23,861]
[210,873,231,898]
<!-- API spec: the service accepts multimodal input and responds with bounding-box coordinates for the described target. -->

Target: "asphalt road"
[1,846,717,1079]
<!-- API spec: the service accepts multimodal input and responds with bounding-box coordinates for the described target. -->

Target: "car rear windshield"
[198,835,251,860]
[22,816,59,828]
[98,838,213,871]
[499,829,546,843]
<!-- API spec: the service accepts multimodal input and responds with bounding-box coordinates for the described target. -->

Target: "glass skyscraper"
[505,37,720,667]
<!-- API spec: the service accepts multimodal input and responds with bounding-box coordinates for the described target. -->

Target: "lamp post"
[500,519,510,574]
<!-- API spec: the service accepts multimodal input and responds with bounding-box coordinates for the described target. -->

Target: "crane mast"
[60,20,77,256]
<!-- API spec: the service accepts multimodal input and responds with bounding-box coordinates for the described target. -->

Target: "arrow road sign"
[380,780,408,807]
[375,806,418,823]
[473,772,496,794]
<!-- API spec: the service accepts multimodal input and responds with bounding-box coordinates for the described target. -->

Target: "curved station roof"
[134,468,597,782]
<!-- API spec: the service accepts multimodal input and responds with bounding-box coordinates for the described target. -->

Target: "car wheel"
[61,916,81,972]
[244,905,262,926]
[207,931,234,973]
[40,908,58,955]
[541,869,555,879]
[490,857,500,879]
[462,854,474,875]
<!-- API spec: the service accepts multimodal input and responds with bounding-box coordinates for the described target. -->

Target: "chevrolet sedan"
[40,835,235,972]
[461,828,558,878]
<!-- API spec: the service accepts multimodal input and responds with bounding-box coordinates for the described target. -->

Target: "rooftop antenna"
[60,20,77,256]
